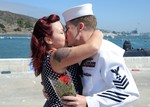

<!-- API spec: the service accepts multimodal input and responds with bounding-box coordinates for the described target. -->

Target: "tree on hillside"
[17,18,24,27]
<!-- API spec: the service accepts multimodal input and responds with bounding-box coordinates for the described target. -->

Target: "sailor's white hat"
[62,3,94,23]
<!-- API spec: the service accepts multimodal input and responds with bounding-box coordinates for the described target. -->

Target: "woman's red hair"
[30,14,60,76]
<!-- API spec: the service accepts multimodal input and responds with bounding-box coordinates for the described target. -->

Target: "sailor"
[61,3,140,107]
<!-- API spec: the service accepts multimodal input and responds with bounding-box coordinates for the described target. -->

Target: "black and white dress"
[41,52,82,107]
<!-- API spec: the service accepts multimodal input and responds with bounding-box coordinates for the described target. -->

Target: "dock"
[0,57,150,107]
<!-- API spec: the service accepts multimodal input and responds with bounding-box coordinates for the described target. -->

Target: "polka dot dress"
[41,52,81,107]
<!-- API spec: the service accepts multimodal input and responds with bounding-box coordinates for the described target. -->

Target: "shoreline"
[0,31,32,35]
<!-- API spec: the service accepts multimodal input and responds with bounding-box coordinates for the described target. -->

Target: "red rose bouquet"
[48,71,76,98]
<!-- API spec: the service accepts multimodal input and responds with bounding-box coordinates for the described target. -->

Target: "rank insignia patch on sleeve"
[111,66,129,89]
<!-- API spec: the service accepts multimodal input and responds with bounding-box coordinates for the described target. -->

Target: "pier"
[0,57,150,107]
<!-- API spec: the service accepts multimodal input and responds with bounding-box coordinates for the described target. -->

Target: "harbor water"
[0,34,150,58]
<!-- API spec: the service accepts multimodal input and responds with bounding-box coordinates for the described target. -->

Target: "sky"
[0,0,150,33]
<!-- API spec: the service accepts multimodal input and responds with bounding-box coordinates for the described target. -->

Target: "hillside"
[0,10,37,34]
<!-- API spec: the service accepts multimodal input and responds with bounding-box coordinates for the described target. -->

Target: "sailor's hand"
[61,94,87,107]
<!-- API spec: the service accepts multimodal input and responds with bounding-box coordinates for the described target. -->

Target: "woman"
[30,14,102,107]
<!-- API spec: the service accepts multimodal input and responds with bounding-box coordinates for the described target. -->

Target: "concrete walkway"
[0,72,45,107]
[0,70,150,107]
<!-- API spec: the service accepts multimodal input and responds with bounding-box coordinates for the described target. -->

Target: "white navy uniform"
[81,39,140,107]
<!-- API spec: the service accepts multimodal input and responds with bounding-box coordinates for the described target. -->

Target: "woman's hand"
[42,88,49,100]
[86,30,103,53]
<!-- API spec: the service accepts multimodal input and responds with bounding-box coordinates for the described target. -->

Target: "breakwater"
[0,57,150,73]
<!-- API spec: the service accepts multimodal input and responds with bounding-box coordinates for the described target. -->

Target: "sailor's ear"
[77,22,85,31]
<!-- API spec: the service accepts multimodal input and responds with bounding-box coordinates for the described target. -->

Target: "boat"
[123,40,150,57]
[0,36,4,39]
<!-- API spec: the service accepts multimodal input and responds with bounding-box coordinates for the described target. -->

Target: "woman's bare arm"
[51,30,103,72]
